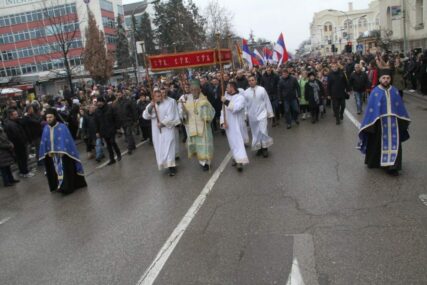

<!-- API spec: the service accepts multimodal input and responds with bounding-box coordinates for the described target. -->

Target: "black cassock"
[44,155,87,194]
[363,119,409,171]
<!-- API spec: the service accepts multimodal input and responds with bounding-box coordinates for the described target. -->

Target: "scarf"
[309,80,320,104]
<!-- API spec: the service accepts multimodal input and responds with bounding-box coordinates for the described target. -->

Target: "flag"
[235,43,243,67]
[263,47,273,64]
[242,38,260,68]
[273,33,289,65]
[253,49,265,66]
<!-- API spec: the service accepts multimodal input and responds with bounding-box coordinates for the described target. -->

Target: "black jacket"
[262,72,280,99]
[94,104,118,138]
[0,128,15,167]
[349,71,369,92]
[236,76,249,90]
[305,80,325,108]
[21,113,43,142]
[327,70,349,99]
[278,75,301,101]
[136,100,151,127]
[4,119,28,148]
[115,97,137,127]
[81,113,97,142]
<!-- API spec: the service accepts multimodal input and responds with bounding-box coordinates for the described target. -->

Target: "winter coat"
[327,70,349,99]
[393,65,405,91]
[236,76,249,90]
[136,100,151,127]
[305,79,325,109]
[262,72,280,100]
[3,118,28,148]
[278,75,301,102]
[21,113,43,142]
[349,71,369,93]
[94,104,118,138]
[0,128,15,167]
[115,97,137,127]
[81,113,97,142]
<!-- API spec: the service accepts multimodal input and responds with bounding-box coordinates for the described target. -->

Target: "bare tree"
[204,0,234,47]
[37,0,85,95]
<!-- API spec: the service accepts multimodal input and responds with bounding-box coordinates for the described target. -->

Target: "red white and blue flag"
[263,47,273,64]
[242,39,260,68]
[253,49,265,66]
[273,33,289,65]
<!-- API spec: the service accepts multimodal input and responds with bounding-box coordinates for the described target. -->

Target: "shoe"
[202,164,210,171]
[169,167,176,176]
[256,149,263,156]
[311,119,316,124]
[4,183,13,187]
[262,148,269,158]
[107,160,116,165]
[286,125,291,129]
[236,163,243,172]
[295,120,299,125]
[340,114,344,120]
[175,156,180,160]
[387,169,399,176]
[128,150,133,155]
[11,179,20,183]
[231,160,237,167]
[336,119,341,125]
[19,172,35,178]
[117,155,122,161]
[357,111,361,115]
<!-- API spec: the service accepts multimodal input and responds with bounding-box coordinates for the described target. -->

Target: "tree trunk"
[63,52,74,96]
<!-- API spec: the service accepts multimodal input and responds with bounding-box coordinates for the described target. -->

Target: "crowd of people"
[0,49,422,191]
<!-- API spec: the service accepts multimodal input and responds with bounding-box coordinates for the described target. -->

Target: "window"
[358,17,368,28]
[117,5,124,15]
[100,0,114,11]
[416,0,424,27]
[344,19,352,30]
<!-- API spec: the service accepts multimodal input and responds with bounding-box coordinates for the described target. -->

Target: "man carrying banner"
[143,89,181,176]
[243,75,275,158]
[179,80,215,171]
[220,81,249,172]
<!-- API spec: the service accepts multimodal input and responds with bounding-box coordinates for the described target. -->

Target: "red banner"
[148,49,232,71]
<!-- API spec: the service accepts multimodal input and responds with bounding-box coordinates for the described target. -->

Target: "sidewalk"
[404,89,427,102]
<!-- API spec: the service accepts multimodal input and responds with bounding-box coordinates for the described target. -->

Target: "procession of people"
[0,48,419,193]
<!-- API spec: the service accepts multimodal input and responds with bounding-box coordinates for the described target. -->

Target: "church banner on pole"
[148,49,232,71]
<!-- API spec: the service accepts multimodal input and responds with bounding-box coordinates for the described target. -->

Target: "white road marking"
[137,151,232,285]
[96,140,148,169]
[0,217,11,225]
[419,194,427,207]
[286,234,319,285]
[344,109,361,129]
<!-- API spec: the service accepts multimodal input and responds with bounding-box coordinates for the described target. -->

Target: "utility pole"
[402,0,408,55]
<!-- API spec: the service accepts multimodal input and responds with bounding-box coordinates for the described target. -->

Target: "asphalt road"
[0,93,426,285]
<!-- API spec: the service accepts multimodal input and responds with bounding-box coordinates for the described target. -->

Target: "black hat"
[96,96,106,103]
[45,108,58,117]
[308,71,316,77]
[378,68,392,78]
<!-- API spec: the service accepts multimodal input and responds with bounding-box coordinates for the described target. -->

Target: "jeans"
[104,135,121,161]
[353,91,363,113]
[124,125,136,151]
[283,99,299,125]
[0,166,14,185]
[332,98,346,120]
[95,138,105,160]
[15,145,29,174]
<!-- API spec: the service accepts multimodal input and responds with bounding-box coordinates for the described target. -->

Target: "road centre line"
[344,109,361,129]
[0,217,11,225]
[137,151,232,285]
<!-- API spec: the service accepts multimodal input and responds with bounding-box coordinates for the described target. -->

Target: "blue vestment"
[358,85,410,167]
[39,123,84,189]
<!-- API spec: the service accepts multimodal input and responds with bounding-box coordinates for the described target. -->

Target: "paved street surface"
[1,93,427,285]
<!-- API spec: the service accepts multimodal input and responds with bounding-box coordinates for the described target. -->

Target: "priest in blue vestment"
[39,108,87,193]
[358,69,410,176]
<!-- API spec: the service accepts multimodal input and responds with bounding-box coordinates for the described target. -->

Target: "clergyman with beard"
[39,108,87,194]
[358,69,411,176]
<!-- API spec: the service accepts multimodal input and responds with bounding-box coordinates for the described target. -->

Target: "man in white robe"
[143,89,181,176]
[220,82,249,171]
[243,75,275,157]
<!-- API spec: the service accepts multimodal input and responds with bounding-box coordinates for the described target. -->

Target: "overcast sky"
[123,0,373,52]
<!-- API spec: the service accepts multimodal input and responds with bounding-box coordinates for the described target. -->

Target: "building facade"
[0,0,123,95]
[377,0,427,51]
[309,1,380,56]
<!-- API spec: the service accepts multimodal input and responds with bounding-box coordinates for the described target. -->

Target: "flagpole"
[227,33,235,72]
[215,32,227,127]
[143,50,162,134]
